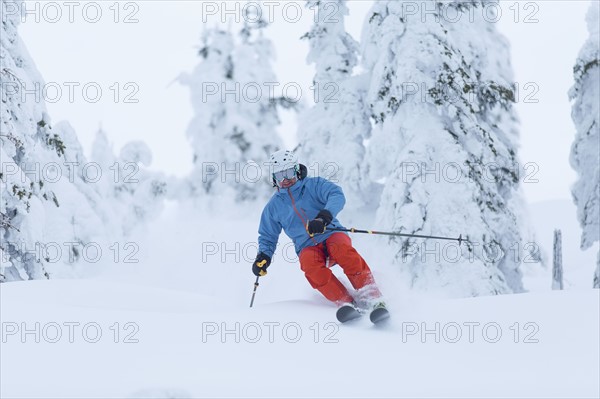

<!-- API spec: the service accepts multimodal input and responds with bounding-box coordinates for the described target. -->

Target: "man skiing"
[252,149,388,323]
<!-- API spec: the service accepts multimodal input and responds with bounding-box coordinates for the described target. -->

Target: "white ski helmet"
[269,149,298,174]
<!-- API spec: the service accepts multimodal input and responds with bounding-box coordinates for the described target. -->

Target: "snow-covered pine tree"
[90,130,166,236]
[569,1,599,289]
[361,0,529,296]
[117,142,167,234]
[552,229,563,290]
[0,0,107,281]
[181,4,289,204]
[592,255,600,288]
[180,27,236,200]
[296,0,374,208]
[43,121,112,269]
[232,3,288,194]
[89,128,118,213]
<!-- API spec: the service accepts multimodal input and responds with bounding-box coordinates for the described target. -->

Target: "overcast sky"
[17,0,593,203]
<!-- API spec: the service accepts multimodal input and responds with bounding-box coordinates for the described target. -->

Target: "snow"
[2,200,598,398]
[2,276,598,398]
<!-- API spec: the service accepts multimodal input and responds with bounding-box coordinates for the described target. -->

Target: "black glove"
[316,210,333,225]
[307,209,333,236]
[252,252,271,277]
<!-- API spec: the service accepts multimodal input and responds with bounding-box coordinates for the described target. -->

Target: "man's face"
[274,166,298,189]
[279,177,298,188]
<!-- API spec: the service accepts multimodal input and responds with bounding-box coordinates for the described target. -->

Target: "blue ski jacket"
[258,176,347,258]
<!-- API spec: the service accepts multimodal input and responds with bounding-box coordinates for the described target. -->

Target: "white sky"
[16,0,593,203]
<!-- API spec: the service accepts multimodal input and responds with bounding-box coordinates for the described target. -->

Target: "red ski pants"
[298,233,381,304]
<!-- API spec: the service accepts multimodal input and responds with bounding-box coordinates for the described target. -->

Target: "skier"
[252,149,388,323]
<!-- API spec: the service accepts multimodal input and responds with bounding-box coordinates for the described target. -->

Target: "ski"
[369,303,390,324]
[336,304,362,323]
[336,302,390,324]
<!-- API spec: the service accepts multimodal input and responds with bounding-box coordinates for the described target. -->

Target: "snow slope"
[1,279,598,398]
[1,200,598,398]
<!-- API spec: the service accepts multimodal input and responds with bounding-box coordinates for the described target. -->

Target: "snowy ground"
[1,199,599,398]
[2,280,598,398]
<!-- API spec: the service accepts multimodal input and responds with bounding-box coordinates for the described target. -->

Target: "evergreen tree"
[569,1,599,289]
[90,130,166,236]
[181,6,290,203]
[361,0,530,296]
[296,0,374,208]
[1,0,106,280]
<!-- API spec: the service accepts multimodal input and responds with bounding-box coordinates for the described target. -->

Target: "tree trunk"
[552,229,563,290]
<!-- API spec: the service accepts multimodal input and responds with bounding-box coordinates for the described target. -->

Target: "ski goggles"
[273,166,297,182]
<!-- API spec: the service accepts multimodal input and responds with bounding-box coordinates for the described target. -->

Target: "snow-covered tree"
[296,0,374,208]
[90,130,167,236]
[569,1,599,289]
[592,251,600,288]
[552,229,563,290]
[181,6,291,204]
[361,0,531,296]
[180,27,235,200]
[0,0,106,281]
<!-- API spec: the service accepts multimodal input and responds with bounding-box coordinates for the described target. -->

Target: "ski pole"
[249,259,267,308]
[249,276,260,308]
[327,227,467,245]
